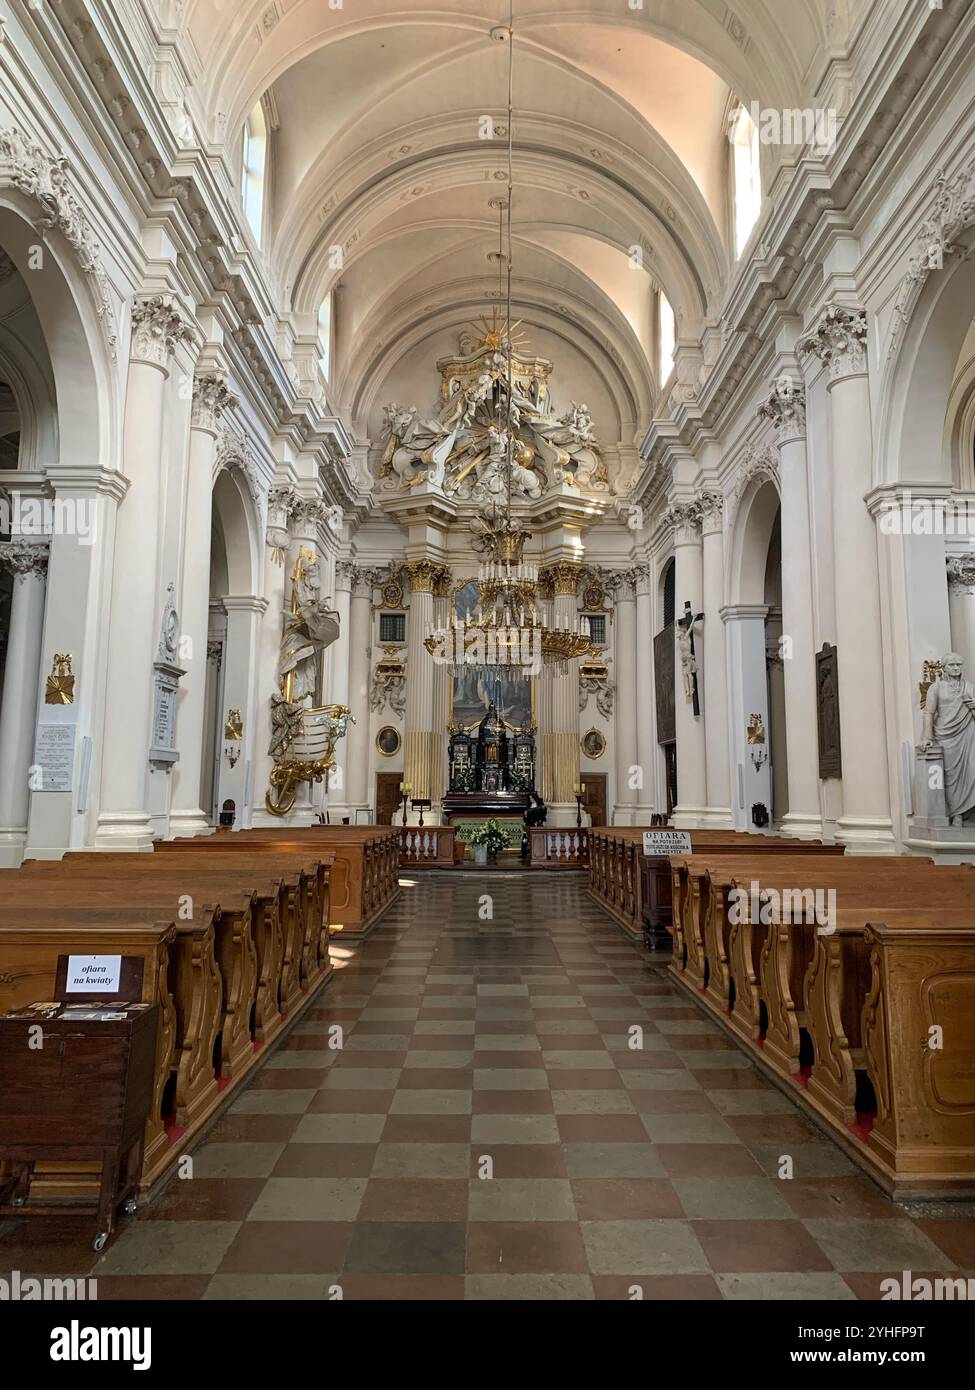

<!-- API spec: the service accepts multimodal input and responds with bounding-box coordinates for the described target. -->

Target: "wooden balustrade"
[400,825,456,867]
[528,827,589,868]
[664,850,975,1195]
[0,842,336,1195]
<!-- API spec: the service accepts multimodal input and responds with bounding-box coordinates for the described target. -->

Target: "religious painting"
[582,728,606,760]
[376,725,401,757]
[450,579,533,730]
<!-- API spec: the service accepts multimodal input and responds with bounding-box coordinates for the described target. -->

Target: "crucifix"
[676,601,704,716]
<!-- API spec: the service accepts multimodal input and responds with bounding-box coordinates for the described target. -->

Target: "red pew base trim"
[585,887,642,943]
[668,967,975,1199]
[139,959,333,1196]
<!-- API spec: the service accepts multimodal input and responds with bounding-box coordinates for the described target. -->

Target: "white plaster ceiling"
[186,0,831,445]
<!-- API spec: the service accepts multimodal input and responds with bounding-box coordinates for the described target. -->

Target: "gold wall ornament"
[265,703,353,817]
[919,660,944,710]
[45,654,75,705]
[746,713,766,744]
[224,708,243,741]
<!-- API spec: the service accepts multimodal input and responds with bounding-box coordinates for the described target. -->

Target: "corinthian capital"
[662,500,702,544]
[947,555,975,595]
[798,304,868,382]
[403,559,450,595]
[192,370,236,432]
[131,293,192,367]
[697,489,725,535]
[759,375,807,440]
[0,537,50,578]
[539,560,585,597]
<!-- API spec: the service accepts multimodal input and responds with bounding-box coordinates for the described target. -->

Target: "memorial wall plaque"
[32,722,77,792]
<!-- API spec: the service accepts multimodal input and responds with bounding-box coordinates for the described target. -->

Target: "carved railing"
[400,826,456,867]
[529,827,589,868]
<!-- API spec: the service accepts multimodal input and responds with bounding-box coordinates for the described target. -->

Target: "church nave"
[3,874,968,1304]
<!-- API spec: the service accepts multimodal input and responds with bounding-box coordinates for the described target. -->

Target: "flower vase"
[474,844,488,866]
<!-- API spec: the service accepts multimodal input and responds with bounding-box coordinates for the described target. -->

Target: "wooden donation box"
[0,984,158,1251]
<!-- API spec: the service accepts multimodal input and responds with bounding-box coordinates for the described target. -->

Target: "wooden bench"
[0,844,335,1193]
[589,827,843,945]
[157,826,400,936]
[665,850,975,1194]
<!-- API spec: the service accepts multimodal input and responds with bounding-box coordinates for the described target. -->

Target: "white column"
[250,486,296,827]
[723,604,774,831]
[760,375,822,838]
[666,502,707,827]
[801,306,894,852]
[344,569,374,816]
[0,539,48,866]
[96,294,191,850]
[634,562,656,821]
[325,564,352,816]
[612,573,638,823]
[699,492,732,826]
[169,370,235,837]
[402,560,440,810]
[542,562,583,827]
[216,594,267,827]
[947,558,975,673]
[429,569,453,818]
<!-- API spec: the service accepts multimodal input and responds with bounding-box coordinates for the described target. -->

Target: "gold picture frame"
[376,725,401,757]
[581,728,606,760]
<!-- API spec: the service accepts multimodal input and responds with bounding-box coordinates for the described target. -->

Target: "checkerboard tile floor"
[3,872,973,1300]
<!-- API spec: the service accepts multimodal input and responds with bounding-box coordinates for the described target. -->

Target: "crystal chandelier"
[423,3,597,681]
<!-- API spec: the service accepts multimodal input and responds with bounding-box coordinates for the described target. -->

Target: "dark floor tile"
[571,1179,684,1220]
[218,1221,353,1274]
[693,1219,833,1272]
[358,1181,469,1222]
[344,1221,466,1274]
[470,1145,568,1178]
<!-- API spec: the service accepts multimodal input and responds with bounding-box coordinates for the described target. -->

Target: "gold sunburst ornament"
[473,308,529,355]
[45,654,75,705]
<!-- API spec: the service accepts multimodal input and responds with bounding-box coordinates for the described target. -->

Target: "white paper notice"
[33,723,77,793]
[642,829,693,856]
[65,955,122,994]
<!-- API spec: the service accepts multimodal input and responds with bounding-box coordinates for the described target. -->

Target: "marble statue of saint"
[278,551,340,705]
[920,652,975,823]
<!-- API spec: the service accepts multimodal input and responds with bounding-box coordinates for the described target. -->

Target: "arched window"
[658,289,676,384]
[730,104,762,258]
[318,294,332,382]
[240,101,267,245]
[661,558,676,630]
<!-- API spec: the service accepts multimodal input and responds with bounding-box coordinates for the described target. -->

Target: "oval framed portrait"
[581,728,606,760]
[376,725,401,757]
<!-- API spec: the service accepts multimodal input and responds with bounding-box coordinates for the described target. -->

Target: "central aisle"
[64,873,971,1297]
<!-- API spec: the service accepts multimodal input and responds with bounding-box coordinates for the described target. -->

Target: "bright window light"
[659,290,676,383]
[731,104,762,257]
[241,101,267,245]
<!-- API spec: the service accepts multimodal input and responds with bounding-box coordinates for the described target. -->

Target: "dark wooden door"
[582,773,607,827]
[376,773,403,826]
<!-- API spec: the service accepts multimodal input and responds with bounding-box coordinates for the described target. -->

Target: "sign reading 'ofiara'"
[642,829,692,856]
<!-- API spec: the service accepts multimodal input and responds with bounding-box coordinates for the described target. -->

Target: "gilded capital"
[403,558,445,594]
[540,560,584,597]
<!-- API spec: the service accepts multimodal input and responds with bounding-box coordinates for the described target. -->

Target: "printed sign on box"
[642,829,693,856]
[65,955,122,994]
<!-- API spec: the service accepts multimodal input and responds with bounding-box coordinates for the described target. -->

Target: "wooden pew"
[157,826,400,936]
[588,826,843,945]
[0,844,335,1194]
[665,850,975,1193]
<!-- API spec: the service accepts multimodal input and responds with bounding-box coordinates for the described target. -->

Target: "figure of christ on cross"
[676,600,705,717]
